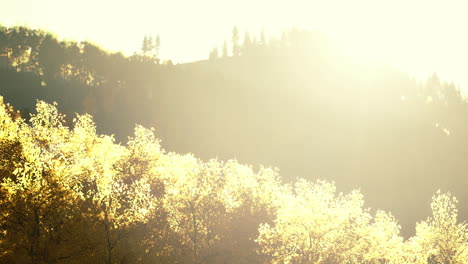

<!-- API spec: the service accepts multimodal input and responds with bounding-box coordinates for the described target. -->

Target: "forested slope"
[0,25,467,235]
[0,98,466,263]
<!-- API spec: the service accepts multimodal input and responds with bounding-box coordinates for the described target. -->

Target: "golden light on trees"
[0,100,466,263]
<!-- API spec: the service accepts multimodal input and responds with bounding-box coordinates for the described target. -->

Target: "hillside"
[0,26,467,237]
[0,97,466,263]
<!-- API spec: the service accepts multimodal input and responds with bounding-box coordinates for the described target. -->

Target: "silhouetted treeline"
[0,25,467,236]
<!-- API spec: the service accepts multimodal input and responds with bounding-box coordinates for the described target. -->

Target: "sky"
[2,0,468,92]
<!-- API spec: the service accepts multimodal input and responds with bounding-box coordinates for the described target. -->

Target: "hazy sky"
[3,0,468,92]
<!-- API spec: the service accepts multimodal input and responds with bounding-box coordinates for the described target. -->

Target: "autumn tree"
[1,97,467,264]
[407,191,467,264]
[256,179,407,263]
[0,101,87,263]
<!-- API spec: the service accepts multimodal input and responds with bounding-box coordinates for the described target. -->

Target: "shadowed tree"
[242,32,252,56]
[260,28,266,46]
[141,35,151,57]
[38,34,65,80]
[208,47,219,60]
[154,34,161,63]
[232,26,240,57]
[222,40,228,58]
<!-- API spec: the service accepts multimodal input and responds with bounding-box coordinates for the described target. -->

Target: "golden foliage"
[0,99,466,263]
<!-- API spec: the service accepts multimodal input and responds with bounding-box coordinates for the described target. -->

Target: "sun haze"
[2,0,468,92]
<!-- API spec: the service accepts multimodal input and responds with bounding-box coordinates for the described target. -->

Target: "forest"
[0,95,467,263]
[0,25,467,263]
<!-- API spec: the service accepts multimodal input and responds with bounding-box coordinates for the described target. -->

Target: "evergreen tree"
[232,26,240,57]
[222,40,228,58]
[209,47,219,60]
[242,32,252,55]
[147,35,153,55]
[260,28,266,46]
[141,35,150,56]
[154,34,160,62]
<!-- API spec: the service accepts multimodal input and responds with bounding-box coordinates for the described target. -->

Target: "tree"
[408,191,467,264]
[141,35,151,57]
[0,101,161,263]
[154,34,161,62]
[242,32,252,55]
[0,26,9,54]
[232,26,240,57]
[256,179,404,263]
[81,42,106,86]
[260,28,266,46]
[208,47,219,60]
[62,41,82,79]
[38,34,65,80]
[159,157,227,263]
[222,40,228,58]
[0,101,88,263]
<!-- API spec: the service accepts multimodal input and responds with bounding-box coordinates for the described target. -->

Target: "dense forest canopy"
[0,24,467,242]
[0,98,466,263]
